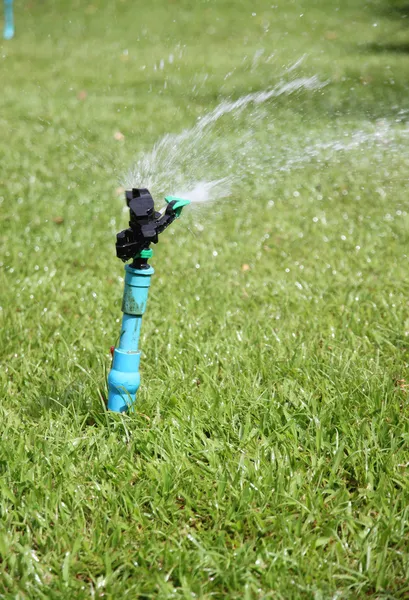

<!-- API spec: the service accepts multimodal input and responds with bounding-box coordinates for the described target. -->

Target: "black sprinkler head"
[125,188,155,220]
[116,188,190,265]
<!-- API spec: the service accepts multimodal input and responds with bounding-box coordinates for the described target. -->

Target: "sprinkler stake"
[107,188,189,412]
[3,0,14,39]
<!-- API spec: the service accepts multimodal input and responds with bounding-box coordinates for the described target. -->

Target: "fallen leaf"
[114,131,125,141]
[52,216,64,224]
[396,378,409,393]
[360,75,372,86]
[241,264,250,272]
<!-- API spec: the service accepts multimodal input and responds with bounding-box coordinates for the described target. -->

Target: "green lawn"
[1,0,409,597]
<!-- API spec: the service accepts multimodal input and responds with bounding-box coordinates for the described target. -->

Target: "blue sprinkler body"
[3,0,14,40]
[107,265,154,412]
[107,188,190,413]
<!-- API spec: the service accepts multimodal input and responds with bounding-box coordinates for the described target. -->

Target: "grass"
[1,0,409,597]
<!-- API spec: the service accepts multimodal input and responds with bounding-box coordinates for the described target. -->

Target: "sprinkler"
[3,0,14,40]
[107,188,190,413]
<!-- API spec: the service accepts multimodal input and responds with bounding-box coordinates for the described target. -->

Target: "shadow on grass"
[26,381,105,424]
[360,0,409,55]
[375,0,409,18]
[365,41,409,53]
[367,0,409,53]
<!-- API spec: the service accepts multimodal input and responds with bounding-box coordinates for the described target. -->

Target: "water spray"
[107,188,190,413]
[3,0,14,40]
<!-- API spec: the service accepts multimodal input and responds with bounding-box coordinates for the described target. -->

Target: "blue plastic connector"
[107,264,154,412]
[3,0,14,40]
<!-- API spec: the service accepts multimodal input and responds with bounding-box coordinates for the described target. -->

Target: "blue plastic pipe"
[3,0,14,40]
[107,264,154,412]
